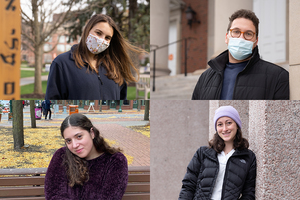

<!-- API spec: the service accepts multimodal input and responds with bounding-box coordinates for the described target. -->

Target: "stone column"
[289,0,300,99]
[150,0,171,77]
[151,100,209,200]
[249,101,300,199]
[211,0,253,58]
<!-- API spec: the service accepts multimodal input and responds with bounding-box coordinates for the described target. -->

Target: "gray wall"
[151,100,209,200]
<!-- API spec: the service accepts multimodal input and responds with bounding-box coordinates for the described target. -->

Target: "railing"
[150,37,196,92]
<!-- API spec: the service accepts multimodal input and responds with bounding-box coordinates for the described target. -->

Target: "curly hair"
[227,9,260,37]
[209,126,249,153]
[60,113,121,187]
[73,14,146,86]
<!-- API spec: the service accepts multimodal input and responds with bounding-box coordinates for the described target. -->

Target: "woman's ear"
[90,127,95,139]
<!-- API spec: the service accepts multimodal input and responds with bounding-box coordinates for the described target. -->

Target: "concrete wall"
[289,0,300,99]
[150,0,170,77]
[150,100,209,200]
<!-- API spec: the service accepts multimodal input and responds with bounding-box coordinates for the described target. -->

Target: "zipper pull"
[98,75,103,85]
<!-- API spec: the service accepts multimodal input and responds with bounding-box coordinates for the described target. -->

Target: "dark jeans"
[45,109,51,119]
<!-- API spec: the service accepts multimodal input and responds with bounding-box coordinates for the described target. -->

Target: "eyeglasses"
[229,29,256,40]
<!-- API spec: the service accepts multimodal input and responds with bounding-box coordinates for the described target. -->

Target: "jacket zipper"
[98,65,103,99]
[232,57,253,99]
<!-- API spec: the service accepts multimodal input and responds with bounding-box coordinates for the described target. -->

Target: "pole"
[152,49,156,91]
[185,38,187,76]
[118,100,123,112]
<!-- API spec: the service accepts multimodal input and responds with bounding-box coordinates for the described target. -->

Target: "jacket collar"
[204,147,250,161]
[208,46,260,73]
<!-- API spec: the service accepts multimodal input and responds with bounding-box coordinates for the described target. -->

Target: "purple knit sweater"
[44,147,128,200]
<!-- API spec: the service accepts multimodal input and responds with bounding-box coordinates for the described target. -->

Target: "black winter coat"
[179,146,256,200]
[45,45,127,100]
[192,46,289,100]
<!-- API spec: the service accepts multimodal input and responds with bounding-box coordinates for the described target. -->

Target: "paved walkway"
[0,106,150,167]
[150,73,201,100]
[20,75,48,86]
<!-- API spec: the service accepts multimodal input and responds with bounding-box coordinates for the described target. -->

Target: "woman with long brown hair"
[45,113,128,199]
[179,106,256,200]
[45,14,144,100]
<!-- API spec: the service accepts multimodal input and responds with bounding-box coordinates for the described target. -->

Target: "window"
[66,44,72,51]
[44,44,52,51]
[59,35,65,43]
[44,54,52,63]
[57,44,65,52]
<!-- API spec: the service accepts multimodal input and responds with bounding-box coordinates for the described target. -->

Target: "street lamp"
[185,5,200,29]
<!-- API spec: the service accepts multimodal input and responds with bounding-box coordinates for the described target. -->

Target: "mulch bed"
[21,94,45,99]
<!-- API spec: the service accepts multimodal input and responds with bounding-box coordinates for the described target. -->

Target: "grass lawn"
[21,83,150,100]
[21,81,48,95]
[127,86,150,100]
[21,70,49,78]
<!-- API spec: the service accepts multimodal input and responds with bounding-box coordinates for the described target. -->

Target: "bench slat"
[122,193,150,200]
[0,187,44,197]
[0,197,45,200]
[0,177,45,186]
[125,183,150,193]
[128,174,150,182]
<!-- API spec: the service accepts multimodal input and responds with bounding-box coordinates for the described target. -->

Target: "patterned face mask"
[86,33,110,54]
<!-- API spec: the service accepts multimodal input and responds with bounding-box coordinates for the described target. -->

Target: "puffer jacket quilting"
[179,146,256,200]
[192,46,289,100]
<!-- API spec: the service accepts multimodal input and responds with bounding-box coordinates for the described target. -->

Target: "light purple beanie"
[213,106,242,131]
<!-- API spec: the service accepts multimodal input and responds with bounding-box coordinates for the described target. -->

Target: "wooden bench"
[0,166,150,200]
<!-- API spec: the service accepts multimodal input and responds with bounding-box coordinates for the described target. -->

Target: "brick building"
[21,13,80,67]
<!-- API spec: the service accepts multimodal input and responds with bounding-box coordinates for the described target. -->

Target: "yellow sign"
[0,0,20,99]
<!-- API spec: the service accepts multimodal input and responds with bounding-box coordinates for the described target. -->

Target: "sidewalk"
[0,106,150,167]
[20,75,48,86]
[150,73,201,99]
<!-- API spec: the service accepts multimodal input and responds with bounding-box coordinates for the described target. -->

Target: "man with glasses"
[192,9,289,100]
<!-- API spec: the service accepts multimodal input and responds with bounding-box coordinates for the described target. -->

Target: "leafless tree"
[21,0,86,95]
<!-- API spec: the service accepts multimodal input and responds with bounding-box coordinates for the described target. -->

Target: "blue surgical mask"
[228,38,255,60]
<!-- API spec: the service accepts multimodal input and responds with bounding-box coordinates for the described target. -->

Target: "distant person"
[45,14,145,100]
[179,106,256,199]
[41,100,46,117]
[44,100,52,120]
[45,114,128,199]
[192,9,289,100]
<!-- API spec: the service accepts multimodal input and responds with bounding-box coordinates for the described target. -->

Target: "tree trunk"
[32,0,43,94]
[12,100,24,149]
[34,45,43,94]
[30,100,36,128]
[144,100,149,120]
[128,0,137,42]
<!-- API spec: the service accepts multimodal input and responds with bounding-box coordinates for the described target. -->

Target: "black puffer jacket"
[179,146,256,200]
[192,46,289,100]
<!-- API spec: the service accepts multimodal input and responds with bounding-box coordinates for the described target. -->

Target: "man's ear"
[254,36,259,48]
[225,33,229,45]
